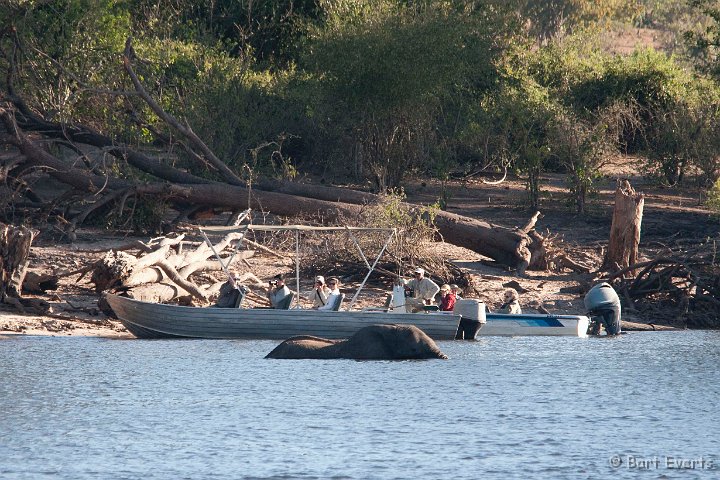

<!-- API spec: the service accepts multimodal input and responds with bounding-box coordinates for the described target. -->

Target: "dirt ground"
[1,162,717,337]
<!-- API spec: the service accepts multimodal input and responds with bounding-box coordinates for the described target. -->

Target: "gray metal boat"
[105,293,463,340]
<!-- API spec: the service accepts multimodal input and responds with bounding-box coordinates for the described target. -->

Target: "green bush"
[706,178,720,215]
[522,37,720,186]
[299,1,514,189]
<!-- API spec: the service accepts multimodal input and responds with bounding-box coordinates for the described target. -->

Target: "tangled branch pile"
[299,194,474,290]
[610,238,720,328]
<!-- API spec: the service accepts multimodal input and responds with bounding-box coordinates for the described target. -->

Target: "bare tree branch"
[122,37,245,186]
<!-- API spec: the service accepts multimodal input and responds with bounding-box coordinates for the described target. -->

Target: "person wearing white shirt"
[318,277,342,311]
[403,267,440,313]
[311,275,331,309]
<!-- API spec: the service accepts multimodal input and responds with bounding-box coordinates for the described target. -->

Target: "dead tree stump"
[603,180,644,273]
[0,222,34,306]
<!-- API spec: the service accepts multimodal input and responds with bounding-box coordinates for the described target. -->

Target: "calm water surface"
[1,331,718,479]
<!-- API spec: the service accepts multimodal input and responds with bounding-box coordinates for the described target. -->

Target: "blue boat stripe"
[518,318,565,327]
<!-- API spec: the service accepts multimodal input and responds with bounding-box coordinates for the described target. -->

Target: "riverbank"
[1,166,716,337]
[0,313,131,338]
[0,235,683,338]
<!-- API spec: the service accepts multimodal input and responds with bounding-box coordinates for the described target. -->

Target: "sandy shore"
[0,312,132,338]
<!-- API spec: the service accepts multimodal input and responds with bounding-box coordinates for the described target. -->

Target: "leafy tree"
[684,0,720,77]
[126,0,327,65]
[547,108,615,213]
[516,0,642,43]
[707,177,720,215]
[301,0,517,189]
[479,78,557,209]
[1,0,132,125]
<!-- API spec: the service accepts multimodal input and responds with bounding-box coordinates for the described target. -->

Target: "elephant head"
[265,324,448,360]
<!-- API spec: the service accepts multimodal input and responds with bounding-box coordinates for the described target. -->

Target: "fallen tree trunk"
[4,121,532,269]
[112,271,264,304]
[3,73,534,271]
[251,178,532,270]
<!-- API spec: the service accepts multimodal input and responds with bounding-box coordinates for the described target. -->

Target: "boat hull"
[105,294,462,340]
[479,313,589,337]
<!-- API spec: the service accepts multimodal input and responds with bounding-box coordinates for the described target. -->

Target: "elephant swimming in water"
[265,324,448,360]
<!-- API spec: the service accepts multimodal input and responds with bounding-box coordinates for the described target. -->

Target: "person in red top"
[439,284,456,311]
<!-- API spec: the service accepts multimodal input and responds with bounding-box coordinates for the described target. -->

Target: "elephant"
[265,324,448,360]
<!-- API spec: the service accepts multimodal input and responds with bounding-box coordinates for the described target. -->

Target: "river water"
[1,331,718,479]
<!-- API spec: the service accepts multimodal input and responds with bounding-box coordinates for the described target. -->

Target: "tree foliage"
[2,0,720,219]
[517,0,642,43]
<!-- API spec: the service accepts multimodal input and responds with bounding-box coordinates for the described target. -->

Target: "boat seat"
[423,305,440,312]
[361,293,393,312]
[233,287,248,308]
[276,292,294,310]
[331,293,346,311]
[215,282,246,308]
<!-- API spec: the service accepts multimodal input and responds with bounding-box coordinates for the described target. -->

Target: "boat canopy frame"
[198,214,397,311]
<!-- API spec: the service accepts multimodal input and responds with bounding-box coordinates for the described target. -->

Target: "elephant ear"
[344,325,396,360]
[366,324,423,359]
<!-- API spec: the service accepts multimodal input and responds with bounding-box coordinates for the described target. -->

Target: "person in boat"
[450,284,463,300]
[584,282,622,336]
[403,267,440,313]
[214,276,248,308]
[318,277,342,311]
[267,274,292,309]
[439,284,456,311]
[498,288,522,314]
[311,275,331,309]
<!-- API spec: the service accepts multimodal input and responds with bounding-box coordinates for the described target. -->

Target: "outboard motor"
[584,282,622,335]
[453,299,486,340]
[584,282,620,311]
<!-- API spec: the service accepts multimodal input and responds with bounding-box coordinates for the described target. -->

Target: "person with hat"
[403,267,440,313]
[450,284,463,300]
[310,275,332,309]
[498,288,522,314]
[439,284,456,311]
[266,273,292,309]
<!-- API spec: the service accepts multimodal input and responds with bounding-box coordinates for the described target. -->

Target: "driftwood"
[621,320,678,331]
[1,222,33,312]
[90,231,257,304]
[22,271,59,294]
[607,236,720,328]
[0,222,52,314]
